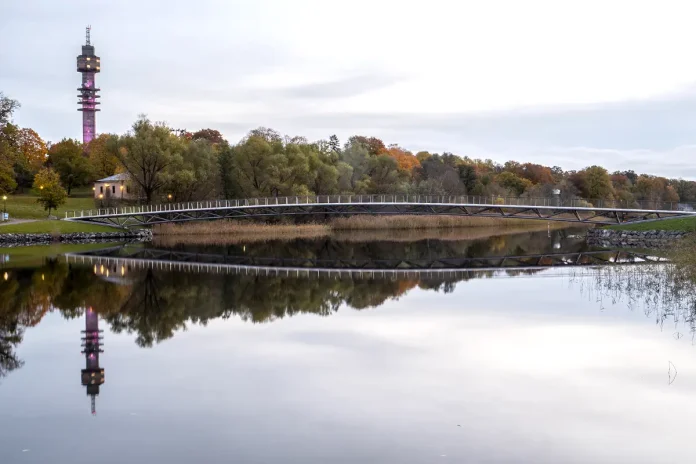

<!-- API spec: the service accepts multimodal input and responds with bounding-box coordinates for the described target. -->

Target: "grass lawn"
[0,220,121,234]
[3,189,96,219]
[609,215,696,232]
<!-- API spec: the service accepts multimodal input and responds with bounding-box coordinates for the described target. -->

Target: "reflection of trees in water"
[78,231,569,346]
[0,324,23,378]
[0,278,24,378]
[106,269,193,347]
[0,226,617,367]
[0,274,29,378]
[0,257,493,352]
[0,259,133,376]
[0,249,553,359]
[570,264,696,336]
[102,270,417,346]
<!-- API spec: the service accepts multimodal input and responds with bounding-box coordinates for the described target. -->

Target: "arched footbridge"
[63,195,696,228]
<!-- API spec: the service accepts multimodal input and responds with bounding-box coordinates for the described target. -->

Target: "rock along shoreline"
[0,229,153,247]
[586,228,688,248]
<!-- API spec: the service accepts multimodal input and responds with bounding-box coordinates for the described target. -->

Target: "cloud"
[276,74,402,100]
[4,0,696,180]
[200,90,696,178]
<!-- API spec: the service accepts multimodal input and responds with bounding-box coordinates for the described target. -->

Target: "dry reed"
[153,220,330,237]
[331,224,570,243]
[329,215,577,230]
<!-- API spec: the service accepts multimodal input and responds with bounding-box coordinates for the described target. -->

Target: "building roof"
[96,173,129,182]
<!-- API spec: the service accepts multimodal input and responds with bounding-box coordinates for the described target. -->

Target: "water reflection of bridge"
[64,247,668,279]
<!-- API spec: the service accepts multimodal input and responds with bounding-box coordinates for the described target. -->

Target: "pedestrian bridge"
[62,195,696,228]
[63,246,667,279]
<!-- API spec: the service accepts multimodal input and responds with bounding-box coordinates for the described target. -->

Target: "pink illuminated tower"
[76,26,101,144]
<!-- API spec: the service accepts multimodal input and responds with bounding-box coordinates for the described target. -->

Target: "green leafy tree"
[161,139,221,201]
[227,134,279,197]
[48,138,91,195]
[218,143,237,198]
[346,135,386,157]
[336,162,354,193]
[340,142,370,190]
[115,116,184,204]
[458,164,478,194]
[497,171,532,196]
[271,142,313,196]
[309,153,339,195]
[365,155,403,193]
[583,166,614,200]
[0,92,19,126]
[33,168,67,216]
[0,94,20,193]
[0,158,17,195]
[672,179,696,203]
[415,151,432,163]
[86,133,120,180]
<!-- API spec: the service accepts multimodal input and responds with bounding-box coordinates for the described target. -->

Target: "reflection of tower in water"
[81,307,104,415]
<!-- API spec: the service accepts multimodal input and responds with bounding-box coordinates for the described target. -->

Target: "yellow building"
[93,173,135,201]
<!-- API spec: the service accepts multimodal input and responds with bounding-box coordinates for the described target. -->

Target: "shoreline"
[0,230,152,247]
[586,229,689,248]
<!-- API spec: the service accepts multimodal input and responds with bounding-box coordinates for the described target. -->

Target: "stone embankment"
[0,229,152,247]
[587,228,688,248]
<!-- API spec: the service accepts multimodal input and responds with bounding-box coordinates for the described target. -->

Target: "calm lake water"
[1,228,695,463]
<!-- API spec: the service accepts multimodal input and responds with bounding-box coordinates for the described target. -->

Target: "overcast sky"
[2,0,696,177]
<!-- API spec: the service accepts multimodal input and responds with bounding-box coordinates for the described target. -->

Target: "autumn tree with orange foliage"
[384,144,420,173]
[16,128,47,172]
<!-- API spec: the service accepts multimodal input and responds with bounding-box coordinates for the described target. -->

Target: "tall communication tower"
[76,26,101,144]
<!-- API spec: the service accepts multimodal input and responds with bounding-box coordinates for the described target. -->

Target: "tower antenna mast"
[76,26,101,144]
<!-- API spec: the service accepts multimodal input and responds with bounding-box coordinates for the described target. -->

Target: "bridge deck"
[63,195,696,227]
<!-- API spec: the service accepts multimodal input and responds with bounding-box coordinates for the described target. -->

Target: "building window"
[112,185,116,194]
[126,186,130,194]
[100,186,103,193]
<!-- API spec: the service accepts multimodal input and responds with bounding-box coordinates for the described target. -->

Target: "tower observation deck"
[77,26,101,145]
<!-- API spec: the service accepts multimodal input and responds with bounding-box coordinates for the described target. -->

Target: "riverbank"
[152,216,581,245]
[587,229,688,248]
[0,229,152,247]
[609,216,696,232]
[0,219,122,234]
[596,216,696,248]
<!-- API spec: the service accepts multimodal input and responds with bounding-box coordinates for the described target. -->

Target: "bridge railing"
[64,195,696,219]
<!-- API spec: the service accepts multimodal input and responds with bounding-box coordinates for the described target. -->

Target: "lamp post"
[552,189,561,207]
[98,193,104,208]
[167,194,172,202]
[2,195,6,221]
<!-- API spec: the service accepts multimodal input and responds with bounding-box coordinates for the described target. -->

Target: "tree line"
[2,91,695,209]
